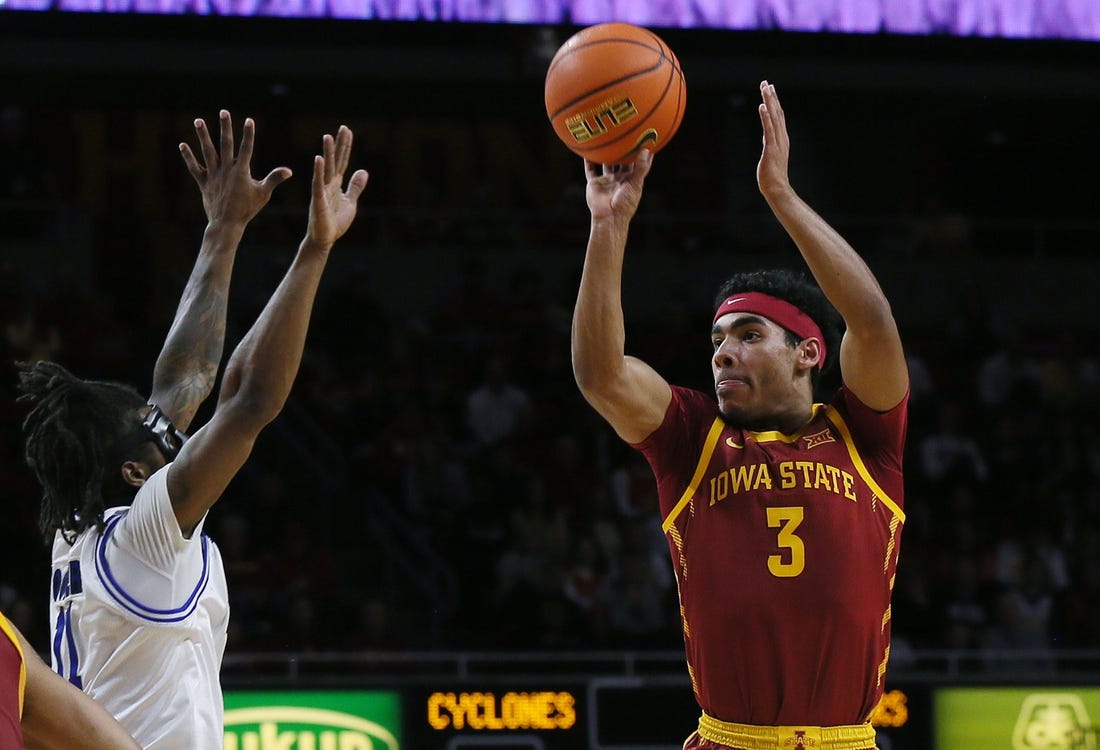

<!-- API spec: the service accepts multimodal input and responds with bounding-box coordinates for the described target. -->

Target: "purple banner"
[0,0,1098,40]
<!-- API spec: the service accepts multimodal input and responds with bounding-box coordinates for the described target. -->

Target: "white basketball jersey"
[49,465,229,750]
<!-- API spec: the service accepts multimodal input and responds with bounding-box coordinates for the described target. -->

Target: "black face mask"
[115,404,189,462]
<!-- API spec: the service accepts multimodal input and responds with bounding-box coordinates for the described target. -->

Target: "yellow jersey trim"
[697,713,876,750]
[824,405,905,523]
[662,417,726,533]
[659,402,905,529]
[745,403,829,444]
[0,611,26,718]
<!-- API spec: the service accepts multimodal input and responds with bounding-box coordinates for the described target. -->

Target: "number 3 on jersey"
[766,506,805,577]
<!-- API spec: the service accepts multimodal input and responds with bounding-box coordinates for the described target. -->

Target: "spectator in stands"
[465,354,534,448]
[919,401,988,485]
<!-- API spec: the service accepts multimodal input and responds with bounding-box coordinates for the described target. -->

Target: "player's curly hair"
[713,269,844,393]
[17,360,149,543]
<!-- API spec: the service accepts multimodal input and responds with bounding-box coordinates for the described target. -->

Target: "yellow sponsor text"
[565,97,638,142]
[427,691,576,731]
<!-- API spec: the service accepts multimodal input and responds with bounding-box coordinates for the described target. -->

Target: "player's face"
[711,313,802,428]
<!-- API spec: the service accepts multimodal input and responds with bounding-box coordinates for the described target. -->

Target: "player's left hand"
[756,81,793,201]
[304,125,370,249]
[179,110,292,226]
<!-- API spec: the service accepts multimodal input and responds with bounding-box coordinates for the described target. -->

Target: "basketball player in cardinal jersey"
[571,81,908,750]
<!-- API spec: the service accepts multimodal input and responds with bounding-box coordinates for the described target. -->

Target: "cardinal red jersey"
[0,611,25,750]
[636,385,907,727]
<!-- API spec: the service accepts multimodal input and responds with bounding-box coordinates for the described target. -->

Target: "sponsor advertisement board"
[936,687,1100,750]
[224,690,402,750]
[223,682,927,749]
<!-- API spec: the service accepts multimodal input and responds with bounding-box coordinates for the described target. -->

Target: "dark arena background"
[3,4,1100,747]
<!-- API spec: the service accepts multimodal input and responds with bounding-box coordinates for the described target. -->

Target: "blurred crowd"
[3,97,1100,667]
[5,243,1100,664]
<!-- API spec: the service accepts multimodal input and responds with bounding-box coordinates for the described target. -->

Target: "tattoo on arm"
[152,288,228,431]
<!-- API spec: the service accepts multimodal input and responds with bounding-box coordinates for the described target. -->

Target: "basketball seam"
[545,37,664,78]
[547,53,669,120]
[546,37,670,118]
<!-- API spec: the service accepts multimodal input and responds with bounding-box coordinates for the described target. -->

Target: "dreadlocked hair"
[713,269,845,395]
[17,360,148,544]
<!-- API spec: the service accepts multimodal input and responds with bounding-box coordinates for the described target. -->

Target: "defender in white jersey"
[50,466,229,747]
[20,114,370,749]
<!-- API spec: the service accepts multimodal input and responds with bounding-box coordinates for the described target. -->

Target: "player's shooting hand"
[584,149,653,224]
[756,81,794,202]
[179,110,292,227]
[304,125,370,250]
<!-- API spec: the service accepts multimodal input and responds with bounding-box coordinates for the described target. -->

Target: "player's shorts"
[683,713,878,750]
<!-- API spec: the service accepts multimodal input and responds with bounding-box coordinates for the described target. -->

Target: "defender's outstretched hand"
[756,80,794,202]
[584,149,653,223]
[179,110,292,225]
[306,125,370,248]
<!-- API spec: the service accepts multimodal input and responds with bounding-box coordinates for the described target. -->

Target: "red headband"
[713,292,827,365]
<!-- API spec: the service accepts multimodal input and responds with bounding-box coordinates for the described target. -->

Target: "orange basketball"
[544,22,687,166]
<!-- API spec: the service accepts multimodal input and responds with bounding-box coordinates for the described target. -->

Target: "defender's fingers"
[259,166,293,193]
[238,117,256,164]
[194,118,218,169]
[179,143,205,182]
[219,109,235,161]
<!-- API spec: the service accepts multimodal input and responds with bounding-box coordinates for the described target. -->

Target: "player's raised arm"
[165,125,369,535]
[571,151,672,445]
[755,81,908,411]
[151,110,292,431]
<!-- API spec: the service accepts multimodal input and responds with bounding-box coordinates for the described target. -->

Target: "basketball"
[544,22,687,166]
